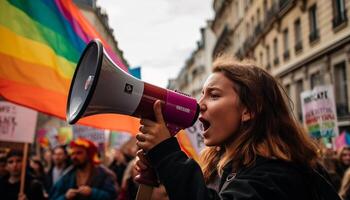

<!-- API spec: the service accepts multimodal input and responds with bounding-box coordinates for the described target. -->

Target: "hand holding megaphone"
[66,39,199,199]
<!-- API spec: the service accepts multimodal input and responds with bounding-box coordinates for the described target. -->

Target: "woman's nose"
[199,100,206,112]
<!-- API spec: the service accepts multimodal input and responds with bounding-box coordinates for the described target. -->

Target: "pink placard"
[0,101,38,143]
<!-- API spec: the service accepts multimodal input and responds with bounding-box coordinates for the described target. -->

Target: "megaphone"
[66,39,199,134]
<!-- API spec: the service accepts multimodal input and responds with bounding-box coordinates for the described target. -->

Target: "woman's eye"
[210,94,220,99]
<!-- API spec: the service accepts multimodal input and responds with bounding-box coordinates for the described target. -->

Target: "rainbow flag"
[0,0,139,134]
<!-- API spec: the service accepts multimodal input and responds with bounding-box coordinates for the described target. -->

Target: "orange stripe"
[177,130,200,162]
[0,53,70,94]
[0,79,140,135]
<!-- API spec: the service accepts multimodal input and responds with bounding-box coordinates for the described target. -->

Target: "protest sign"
[0,101,37,143]
[301,85,339,138]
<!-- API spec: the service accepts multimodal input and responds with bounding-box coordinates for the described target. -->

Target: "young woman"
[135,56,340,200]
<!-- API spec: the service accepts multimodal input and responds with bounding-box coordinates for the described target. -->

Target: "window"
[273,38,279,66]
[283,28,290,60]
[263,0,268,19]
[309,4,320,43]
[294,18,303,52]
[259,51,263,67]
[296,80,304,121]
[334,61,349,117]
[310,72,324,89]
[332,0,347,28]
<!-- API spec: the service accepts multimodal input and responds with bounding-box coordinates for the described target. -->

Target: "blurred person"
[109,149,128,186]
[117,158,139,200]
[43,149,52,173]
[45,145,72,191]
[135,56,340,200]
[321,146,342,191]
[0,149,46,200]
[50,138,118,200]
[339,168,350,199]
[29,156,45,181]
[336,146,350,179]
[0,155,8,178]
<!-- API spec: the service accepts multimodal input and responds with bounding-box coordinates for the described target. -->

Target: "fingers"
[153,100,165,123]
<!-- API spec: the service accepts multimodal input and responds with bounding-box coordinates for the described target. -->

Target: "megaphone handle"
[134,150,159,186]
[166,123,181,136]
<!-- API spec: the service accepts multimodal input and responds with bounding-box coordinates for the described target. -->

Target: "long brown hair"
[201,56,319,183]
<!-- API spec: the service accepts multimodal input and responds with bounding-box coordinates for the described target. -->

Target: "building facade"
[172,0,350,134]
[168,21,216,100]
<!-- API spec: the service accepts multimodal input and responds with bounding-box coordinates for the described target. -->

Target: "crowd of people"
[0,137,169,200]
[1,56,350,200]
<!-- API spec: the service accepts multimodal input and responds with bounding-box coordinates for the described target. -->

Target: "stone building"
[168,21,217,100]
[176,0,350,133]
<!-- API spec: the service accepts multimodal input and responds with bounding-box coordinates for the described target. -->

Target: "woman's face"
[199,72,247,146]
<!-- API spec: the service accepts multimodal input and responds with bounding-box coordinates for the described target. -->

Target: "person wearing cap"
[50,138,118,200]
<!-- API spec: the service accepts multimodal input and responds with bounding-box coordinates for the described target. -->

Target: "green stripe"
[0,0,80,63]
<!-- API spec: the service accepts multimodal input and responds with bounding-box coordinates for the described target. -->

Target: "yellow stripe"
[0,26,76,79]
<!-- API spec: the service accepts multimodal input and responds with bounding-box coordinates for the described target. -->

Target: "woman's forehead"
[203,73,232,89]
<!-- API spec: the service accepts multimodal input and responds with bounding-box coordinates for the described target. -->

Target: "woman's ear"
[241,108,252,122]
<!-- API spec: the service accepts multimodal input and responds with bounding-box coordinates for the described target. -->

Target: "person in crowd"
[135,56,341,200]
[109,149,128,187]
[29,156,46,182]
[339,168,350,199]
[43,149,52,174]
[336,146,350,179]
[117,158,139,200]
[321,145,342,191]
[45,145,72,192]
[0,149,46,200]
[0,155,8,178]
[50,138,118,200]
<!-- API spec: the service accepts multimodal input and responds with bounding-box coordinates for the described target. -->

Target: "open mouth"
[199,117,210,131]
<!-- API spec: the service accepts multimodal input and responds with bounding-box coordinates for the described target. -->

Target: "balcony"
[273,57,280,66]
[309,29,320,43]
[279,0,291,10]
[333,9,348,29]
[294,41,303,53]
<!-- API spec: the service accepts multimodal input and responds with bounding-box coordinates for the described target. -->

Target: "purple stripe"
[54,0,90,44]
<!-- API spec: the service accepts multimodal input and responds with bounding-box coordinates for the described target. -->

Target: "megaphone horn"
[66,39,199,134]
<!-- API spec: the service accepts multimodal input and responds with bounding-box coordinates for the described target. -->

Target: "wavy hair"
[201,56,319,183]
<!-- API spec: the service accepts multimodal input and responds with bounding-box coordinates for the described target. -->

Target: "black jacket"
[147,137,341,200]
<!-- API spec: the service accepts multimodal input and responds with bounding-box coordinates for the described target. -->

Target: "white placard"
[0,101,37,143]
[301,85,339,138]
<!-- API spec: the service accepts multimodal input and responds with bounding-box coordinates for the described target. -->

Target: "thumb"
[153,100,165,123]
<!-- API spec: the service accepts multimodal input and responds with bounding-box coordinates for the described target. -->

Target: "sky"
[97,0,214,87]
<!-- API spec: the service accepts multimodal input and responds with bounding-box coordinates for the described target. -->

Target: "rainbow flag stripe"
[0,0,139,134]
